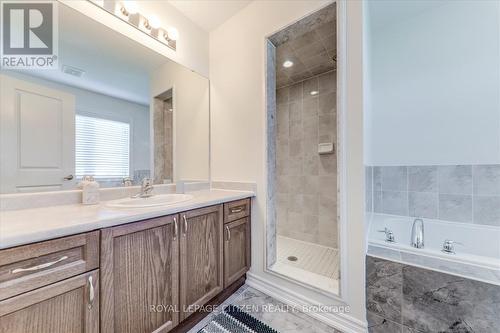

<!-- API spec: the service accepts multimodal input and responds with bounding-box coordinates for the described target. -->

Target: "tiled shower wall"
[365,165,500,226]
[275,70,338,248]
[153,97,173,184]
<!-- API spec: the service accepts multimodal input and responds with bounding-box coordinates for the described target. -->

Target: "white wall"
[151,61,210,182]
[2,71,150,175]
[61,0,209,77]
[210,1,366,331]
[365,0,500,166]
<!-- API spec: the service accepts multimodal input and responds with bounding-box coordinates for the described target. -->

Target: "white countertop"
[0,189,254,249]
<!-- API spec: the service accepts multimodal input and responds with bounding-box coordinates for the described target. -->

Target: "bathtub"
[367,214,500,285]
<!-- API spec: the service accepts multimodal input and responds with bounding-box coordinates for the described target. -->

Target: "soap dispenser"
[79,176,100,205]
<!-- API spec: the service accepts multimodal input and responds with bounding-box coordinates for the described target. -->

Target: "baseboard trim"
[246,272,367,333]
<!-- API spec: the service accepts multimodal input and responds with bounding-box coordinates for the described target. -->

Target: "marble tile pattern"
[189,286,343,333]
[267,40,278,267]
[366,165,500,226]
[366,255,500,333]
[269,3,336,88]
[275,71,338,248]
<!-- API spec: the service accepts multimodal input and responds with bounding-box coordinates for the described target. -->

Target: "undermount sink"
[106,193,194,208]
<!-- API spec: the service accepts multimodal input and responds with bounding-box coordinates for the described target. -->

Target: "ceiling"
[168,0,252,31]
[8,3,170,105]
[270,4,336,88]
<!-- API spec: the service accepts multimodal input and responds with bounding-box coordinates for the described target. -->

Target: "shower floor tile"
[276,235,340,279]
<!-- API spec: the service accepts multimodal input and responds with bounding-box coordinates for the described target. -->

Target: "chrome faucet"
[410,218,424,248]
[122,177,133,187]
[133,178,154,198]
[442,239,463,254]
[377,227,396,243]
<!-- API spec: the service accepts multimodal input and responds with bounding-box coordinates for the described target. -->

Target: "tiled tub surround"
[365,165,500,226]
[275,71,338,248]
[367,215,500,285]
[366,255,500,333]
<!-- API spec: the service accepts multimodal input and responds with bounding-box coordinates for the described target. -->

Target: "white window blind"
[75,114,130,178]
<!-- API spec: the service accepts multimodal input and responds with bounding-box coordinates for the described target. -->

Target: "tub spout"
[411,218,424,248]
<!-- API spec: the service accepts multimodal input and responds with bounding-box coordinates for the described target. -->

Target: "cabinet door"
[180,205,223,321]
[100,215,179,333]
[224,217,251,287]
[0,270,99,333]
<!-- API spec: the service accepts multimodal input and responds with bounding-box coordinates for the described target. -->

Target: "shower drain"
[287,256,298,262]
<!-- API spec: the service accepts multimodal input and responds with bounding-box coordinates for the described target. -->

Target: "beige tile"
[302,77,319,98]
[288,194,303,213]
[319,153,337,176]
[303,176,319,194]
[318,71,336,94]
[319,114,335,139]
[276,86,289,105]
[319,195,336,218]
[289,175,306,193]
[289,139,303,158]
[276,175,289,193]
[319,176,337,198]
[303,194,319,216]
[302,115,318,139]
[319,91,336,115]
[288,156,303,175]
[303,97,319,117]
[289,82,303,102]
[303,152,319,176]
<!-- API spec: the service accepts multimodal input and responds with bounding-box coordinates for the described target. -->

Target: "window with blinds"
[75,114,130,179]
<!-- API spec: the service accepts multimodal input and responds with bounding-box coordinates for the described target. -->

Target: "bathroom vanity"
[0,194,252,333]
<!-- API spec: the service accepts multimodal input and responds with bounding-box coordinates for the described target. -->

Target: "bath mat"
[198,305,279,333]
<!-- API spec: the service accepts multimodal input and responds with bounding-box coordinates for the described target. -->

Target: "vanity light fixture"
[120,1,138,16]
[166,27,179,41]
[89,0,177,51]
[283,60,294,68]
[149,16,161,29]
[310,90,319,96]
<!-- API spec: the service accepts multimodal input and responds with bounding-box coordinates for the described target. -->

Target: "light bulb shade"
[166,27,179,41]
[122,1,138,14]
[149,15,161,29]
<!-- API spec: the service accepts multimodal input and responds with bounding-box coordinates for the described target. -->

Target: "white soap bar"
[318,142,334,155]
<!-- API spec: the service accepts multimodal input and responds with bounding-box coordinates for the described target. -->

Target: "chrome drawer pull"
[173,217,178,240]
[11,256,68,274]
[230,207,244,214]
[88,276,95,309]
[226,226,231,241]
[182,215,188,236]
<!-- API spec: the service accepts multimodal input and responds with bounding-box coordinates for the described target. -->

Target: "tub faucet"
[410,218,424,248]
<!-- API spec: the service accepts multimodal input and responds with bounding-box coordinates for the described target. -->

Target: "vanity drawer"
[224,199,250,223]
[0,231,99,300]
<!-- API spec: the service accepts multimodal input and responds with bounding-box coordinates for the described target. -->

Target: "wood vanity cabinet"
[179,205,224,321]
[223,199,251,288]
[0,231,100,333]
[223,217,251,287]
[100,214,180,333]
[0,198,250,333]
[0,270,99,333]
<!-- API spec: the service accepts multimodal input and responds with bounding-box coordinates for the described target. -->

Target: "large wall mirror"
[0,2,209,193]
